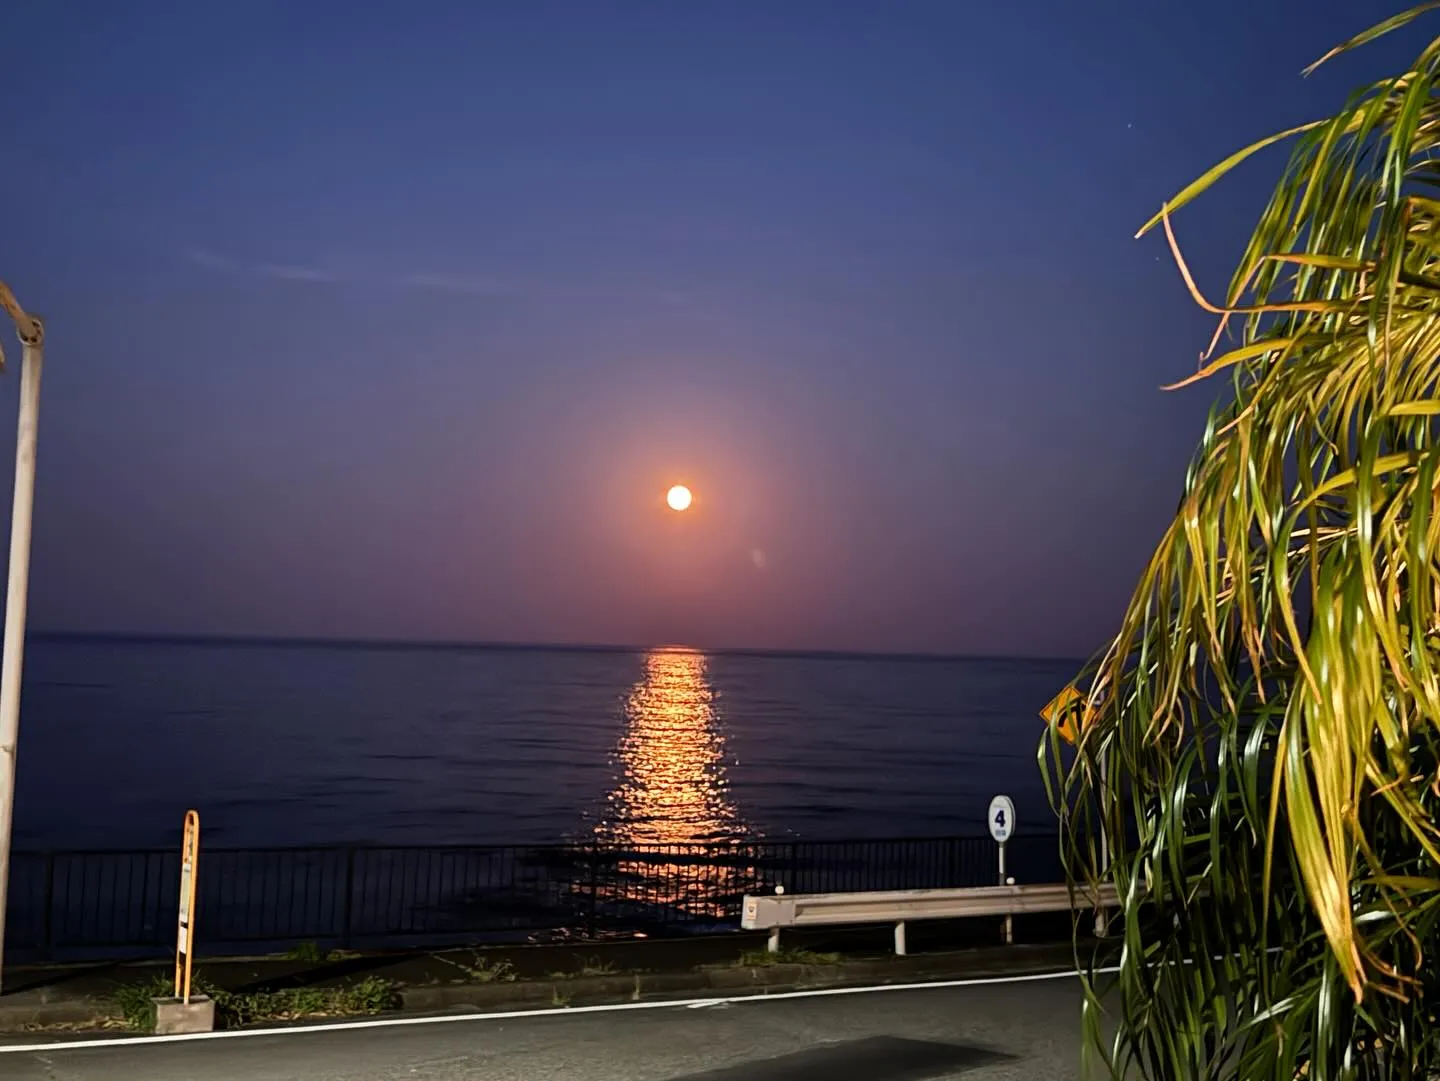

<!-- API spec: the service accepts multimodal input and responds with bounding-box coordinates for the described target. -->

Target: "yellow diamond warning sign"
[1040,683,1093,745]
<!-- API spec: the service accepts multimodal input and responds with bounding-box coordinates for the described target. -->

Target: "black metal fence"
[5,834,1061,962]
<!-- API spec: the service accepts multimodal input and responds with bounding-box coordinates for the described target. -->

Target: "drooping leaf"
[1042,7,1440,1078]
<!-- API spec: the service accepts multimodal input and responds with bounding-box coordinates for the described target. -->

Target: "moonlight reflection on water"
[593,648,751,916]
[597,648,747,846]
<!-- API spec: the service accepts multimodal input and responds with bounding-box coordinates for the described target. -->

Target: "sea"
[10,636,1080,853]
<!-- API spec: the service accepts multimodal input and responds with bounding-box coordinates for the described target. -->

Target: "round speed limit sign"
[987,794,1016,844]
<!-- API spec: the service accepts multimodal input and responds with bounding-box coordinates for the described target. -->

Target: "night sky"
[0,1,1413,656]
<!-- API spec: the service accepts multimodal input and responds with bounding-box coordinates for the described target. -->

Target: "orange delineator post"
[174,810,200,1004]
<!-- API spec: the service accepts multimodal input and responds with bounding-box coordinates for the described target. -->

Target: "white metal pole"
[0,321,44,990]
[1095,752,1110,939]
[999,842,1012,945]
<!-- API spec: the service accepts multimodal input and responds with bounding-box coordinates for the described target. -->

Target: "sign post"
[0,284,44,993]
[174,810,200,1004]
[987,794,1015,945]
[1040,684,1111,938]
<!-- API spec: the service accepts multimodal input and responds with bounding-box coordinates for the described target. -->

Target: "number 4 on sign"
[987,795,1015,844]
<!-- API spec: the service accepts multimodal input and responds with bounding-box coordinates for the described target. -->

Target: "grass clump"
[737,947,841,967]
[284,941,357,964]
[285,941,325,964]
[550,956,618,980]
[112,974,173,1033]
[112,972,398,1031]
[211,976,397,1026]
[434,951,517,983]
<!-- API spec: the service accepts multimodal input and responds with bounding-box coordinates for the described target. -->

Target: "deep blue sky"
[0,1,1414,656]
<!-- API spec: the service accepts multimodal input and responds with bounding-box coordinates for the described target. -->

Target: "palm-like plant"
[1042,7,1440,1079]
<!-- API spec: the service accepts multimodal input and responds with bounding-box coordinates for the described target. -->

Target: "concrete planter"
[152,995,215,1034]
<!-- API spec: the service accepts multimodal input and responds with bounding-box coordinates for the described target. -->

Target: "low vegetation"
[737,947,840,967]
[109,942,858,1032]
[283,941,356,964]
[433,952,517,983]
[549,956,618,980]
[215,976,397,1027]
[112,975,173,1032]
[112,972,398,1032]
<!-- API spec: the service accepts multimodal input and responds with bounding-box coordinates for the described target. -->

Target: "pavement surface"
[0,977,1089,1080]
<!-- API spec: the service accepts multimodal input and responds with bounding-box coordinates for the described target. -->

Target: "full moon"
[666,485,693,511]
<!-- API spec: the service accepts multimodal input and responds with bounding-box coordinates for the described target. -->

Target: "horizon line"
[26,629,1085,667]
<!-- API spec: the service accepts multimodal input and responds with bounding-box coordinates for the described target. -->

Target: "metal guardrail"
[741,881,1118,955]
[4,834,1062,962]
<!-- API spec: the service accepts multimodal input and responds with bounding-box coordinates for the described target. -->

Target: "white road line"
[0,964,1117,1056]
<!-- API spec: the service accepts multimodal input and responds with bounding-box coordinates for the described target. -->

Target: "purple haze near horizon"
[0,0,1409,657]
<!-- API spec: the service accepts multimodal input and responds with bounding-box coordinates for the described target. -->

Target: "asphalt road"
[0,977,1090,1080]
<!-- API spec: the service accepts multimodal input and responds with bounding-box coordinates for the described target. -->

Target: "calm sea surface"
[11,638,1079,851]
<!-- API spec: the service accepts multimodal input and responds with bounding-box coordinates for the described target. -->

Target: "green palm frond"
[1043,6,1440,1079]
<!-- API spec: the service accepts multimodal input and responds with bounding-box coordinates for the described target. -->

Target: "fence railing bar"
[4,835,1061,961]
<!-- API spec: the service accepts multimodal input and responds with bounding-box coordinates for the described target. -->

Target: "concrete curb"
[399,943,1077,1014]
[0,997,122,1031]
[0,943,1081,1033]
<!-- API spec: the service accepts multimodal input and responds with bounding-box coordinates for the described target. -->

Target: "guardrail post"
[767,926,780,954]
[893,921,906,956]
